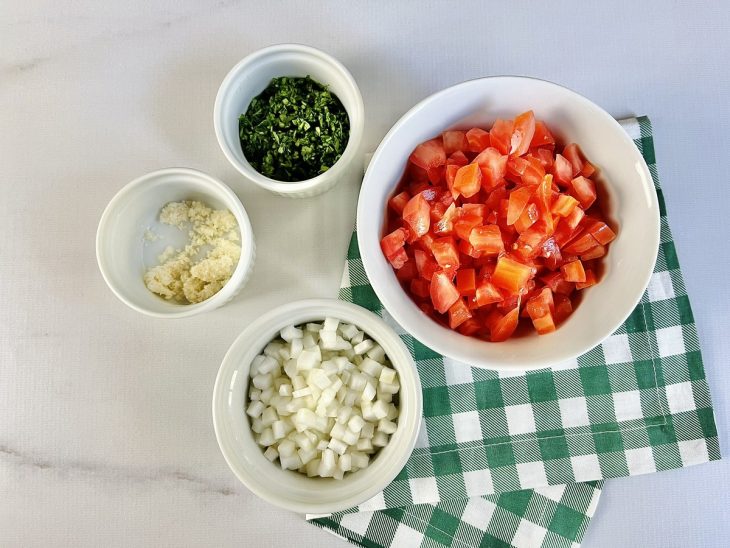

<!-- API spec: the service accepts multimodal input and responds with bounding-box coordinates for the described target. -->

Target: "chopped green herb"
[238,76,350,182]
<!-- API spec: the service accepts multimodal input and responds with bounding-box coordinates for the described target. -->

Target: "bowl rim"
[213,43,365,195]
[95,166,255,318]
[357,75,660,371]
[212,298,423,514]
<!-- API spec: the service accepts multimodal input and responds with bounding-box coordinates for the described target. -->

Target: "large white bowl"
[212,299,422,514]
[96,168,255,318]
[214,44,364,198]
[358,76,660,371]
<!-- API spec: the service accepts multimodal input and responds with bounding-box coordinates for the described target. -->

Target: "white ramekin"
[214,44,364,198]
[96,167,255,318]
[212,299,422,514]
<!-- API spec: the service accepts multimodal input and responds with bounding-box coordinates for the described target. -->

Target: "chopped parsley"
[239,76,350,182]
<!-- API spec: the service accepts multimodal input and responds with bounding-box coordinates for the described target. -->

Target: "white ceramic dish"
[212,299,422,514]
[358,76,660,371]
[214,44,364,198]
[96,167,255,318]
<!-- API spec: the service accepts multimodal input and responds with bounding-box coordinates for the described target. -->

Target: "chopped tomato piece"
[432,237,460,270]
[456,268,477,296]
[445,164,460,197]
[514,202,539,233]
[563,143,584,176]
[447,150,469,166]
[396,260,417,282]
[492,257,534,293]
[506,186,534,225]
[540,237,563,270]
[581,244,606,261]
[448,299,473,329]
[380,227,408,258]
[534,148,555,168]
[410,278,430,299]
[561,260,587,283]
[469,225,504,255]
[526,287,554,318]
[581,161,596,178]
[403,193,431,237]
[442,130,468,154]
[490,307,520,342]
[453,163,482,198]
[473,147,508,190]
[433,203,457,235]
[551,194,579,217]
[475,280,503,306]
[553,154,573,186]
[490,119,514,155]
[465,128,491,152]
[531,311,556,334]
[386,247,408,269]
[427,166,444,184]
[515,221,550,259]
[584,219,617,245]
[430,271,460,314]
[576,269,597,289]
[553,294,573,323]
[409,138,446,170]
[453,212,482,241]
[570,176,597,209]
[563,232,599,255]
[531,120,556,148]
[389,191,410,214]
[415,249,439,281]
[510,111,536,157]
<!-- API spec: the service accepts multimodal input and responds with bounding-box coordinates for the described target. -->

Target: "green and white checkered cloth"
[308,117,720,548]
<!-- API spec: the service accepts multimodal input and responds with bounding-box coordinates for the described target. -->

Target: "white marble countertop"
[2,1,728,546]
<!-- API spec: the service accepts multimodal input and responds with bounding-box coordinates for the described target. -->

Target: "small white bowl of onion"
[212,299,422,514]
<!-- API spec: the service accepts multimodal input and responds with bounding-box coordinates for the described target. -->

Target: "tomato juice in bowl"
[357,76,659,372]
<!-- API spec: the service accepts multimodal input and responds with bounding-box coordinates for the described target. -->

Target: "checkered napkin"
[307,117,720,548]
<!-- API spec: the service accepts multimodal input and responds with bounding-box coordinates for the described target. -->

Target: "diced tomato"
[415,249,439,281]
[581,161,596,178]
[403,193,431,237]
[490,307,520,342]
[514,202,539,233]
[386,247,408,269]
[584,219,617,245]
[506,186,533,225]
[448,299,473,329]
[563,232,599,255]
[475,280,503,306]
[576,269,597,289]
[447,150,469,166]
[531,120,555,148]
[469,225,504,255]
[409,138,446,170]
[381,228,408,258]
[432,237,460,270]
[442,130,468,154]
[454,212,483,241]
[492,257,534,293]
[465,128,491,152]
[389,191,410,214]
[581,244,606,261]
[510,111,536,157]
[430,271,460,314]
[552,294,572,323]
[561,260,586,283]
[456,268,477,296]
[410,278,430,299]
[473,147,508,190]
[433,203,457,235]
[383,117,614,341]
[453,163,482,198]
[563,143,584,176]
[570,176,597,209]
[490,119,514,155]
[553,154,573,186]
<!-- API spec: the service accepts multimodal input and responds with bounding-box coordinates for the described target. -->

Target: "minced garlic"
[143,200,241,304]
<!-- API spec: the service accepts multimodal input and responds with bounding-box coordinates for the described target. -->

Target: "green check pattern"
[308,117,720,548]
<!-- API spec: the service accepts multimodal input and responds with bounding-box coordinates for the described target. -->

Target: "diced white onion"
[247,318,400,479]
